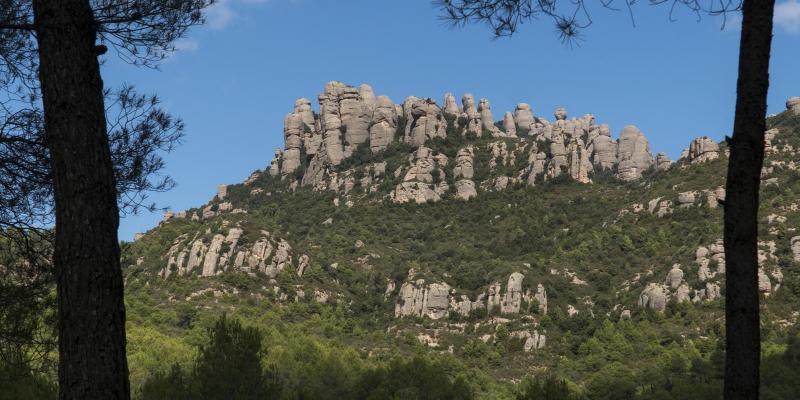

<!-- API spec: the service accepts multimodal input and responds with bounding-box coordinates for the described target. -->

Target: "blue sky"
[103,0,800,240]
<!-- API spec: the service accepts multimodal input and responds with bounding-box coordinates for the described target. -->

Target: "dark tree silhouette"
[434,1,775,399]
[0,1,212,398]
[0,86,185,380]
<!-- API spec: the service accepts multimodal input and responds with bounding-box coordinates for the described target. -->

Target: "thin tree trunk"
[724,1,774,399]
[33,1,130,399]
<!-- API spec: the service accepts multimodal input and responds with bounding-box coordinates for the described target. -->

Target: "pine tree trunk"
[33,1,131,398]
[724,1,774,399]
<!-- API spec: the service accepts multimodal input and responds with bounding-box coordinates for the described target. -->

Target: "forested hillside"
[116,84,800,399]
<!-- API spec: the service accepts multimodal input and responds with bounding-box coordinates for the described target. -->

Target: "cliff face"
[267,81,662,196]
[123,83,800,388]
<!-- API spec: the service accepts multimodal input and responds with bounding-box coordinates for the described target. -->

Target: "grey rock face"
[500,272,525,314]
[454,179,477,201]
[791,236,800,262]
[513,103,535,134]
[339,85,372,152]
[639,283,668,311]
[404,97,447,146]
[443,93,460,117]
[616,125,653,181]
[478,98,499,135]
[216,184,228,200]
[369,95,398,153]
[394,280,451,320]
[686,137,719,164]
[282,112,305,175]
[787,96,800,115]
[664,264,684,289]
[655,153,672,170]
[503,111,517,137]
[533,283,548,314]
[268,148,282,177]
[294,97,320,155]
[588,129,617,171]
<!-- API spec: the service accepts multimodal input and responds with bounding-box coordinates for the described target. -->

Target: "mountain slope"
[122,84,800,398]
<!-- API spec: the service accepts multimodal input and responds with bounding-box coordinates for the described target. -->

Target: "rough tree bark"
[724,1,775,399]
[33,1,130,399]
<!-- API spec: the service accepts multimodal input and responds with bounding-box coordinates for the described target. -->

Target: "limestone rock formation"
[503,112,517,137]
[404,97,447,146]
[478,98,500,136]
[216,184,228,200]
[664,264,684,289]
[639,283,668,311]
[686,137,720,164]
[500,272,525,314]
[395,280,451,320]
[513,103,535,134]
[655,153,672,170]
[443,93,460,117]
[369,95,398,153]
[588,125,617,171]
[616,125,653,180]
[390,146,447,204]
[787,96,800,115]
[791,236,800,262]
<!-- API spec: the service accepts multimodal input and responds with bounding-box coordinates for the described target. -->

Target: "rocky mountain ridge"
[122,87,800,394]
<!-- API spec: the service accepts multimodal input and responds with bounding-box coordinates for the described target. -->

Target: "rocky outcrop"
[791,236,800,262]
[390,146,447,204]
[638,283,668,311]
[664,264,684,289]
[511,330,546,351]
[478,98,500,136]
[461,94,482,136]
[503,112,517,137]
[454,146,477,200]
[588,125,617,171]
[404,97,447,146]
[787,96,800,115]
[395,280,451,320]
[161,228,302,280]
[271,82,673,197]
[655,153,672,170]
[369,95,398,152]
[500,272,524,314]
[686,137,719,164]
[616,125,653,180]
[443,93,460,117]
[216,184,228,200]
[513,103,535,134]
